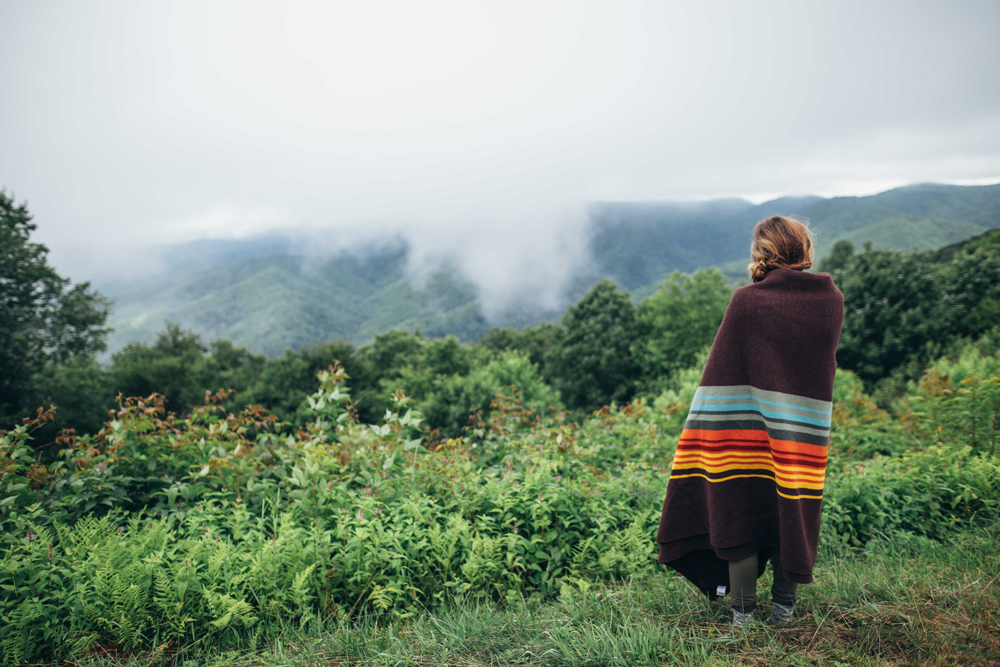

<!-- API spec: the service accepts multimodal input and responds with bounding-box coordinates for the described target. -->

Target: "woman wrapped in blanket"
[654,216,844,626]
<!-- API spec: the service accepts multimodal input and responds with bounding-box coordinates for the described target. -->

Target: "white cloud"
[0,0,998,302]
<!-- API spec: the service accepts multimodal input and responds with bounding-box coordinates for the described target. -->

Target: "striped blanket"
[655,268,844,590]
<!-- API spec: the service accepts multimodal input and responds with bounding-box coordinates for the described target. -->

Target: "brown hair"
[747,215,815,282]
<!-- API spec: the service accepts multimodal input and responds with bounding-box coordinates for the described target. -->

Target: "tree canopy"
[631,268,732,395]
[0,192,109,427]
[547,279,639,412]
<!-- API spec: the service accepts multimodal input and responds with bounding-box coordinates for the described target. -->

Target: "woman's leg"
[727,552,758,614]
[770,547,798,608]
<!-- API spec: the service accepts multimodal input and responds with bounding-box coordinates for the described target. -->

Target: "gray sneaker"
[767,602,795,624]
[731,609,755,627]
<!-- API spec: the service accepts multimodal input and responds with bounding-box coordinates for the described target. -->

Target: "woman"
[654,215,844,626]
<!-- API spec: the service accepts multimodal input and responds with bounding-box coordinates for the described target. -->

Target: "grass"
[63,520,1000,667]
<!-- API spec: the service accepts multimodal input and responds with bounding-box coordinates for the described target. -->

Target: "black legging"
[728,547,798,613]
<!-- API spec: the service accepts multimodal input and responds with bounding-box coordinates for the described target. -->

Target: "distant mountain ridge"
[100,241,498,357]
[101,182,1000,356]
[587,183,1000,292]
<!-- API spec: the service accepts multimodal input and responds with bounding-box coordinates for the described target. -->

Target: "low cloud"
[3,0,999,316]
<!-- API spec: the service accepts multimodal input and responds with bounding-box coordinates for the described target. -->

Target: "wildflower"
[26,528,33,543]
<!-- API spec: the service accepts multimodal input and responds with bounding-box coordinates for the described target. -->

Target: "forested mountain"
[591,183,1000,292]
[101,182,1000,355]
[101,243,495,357]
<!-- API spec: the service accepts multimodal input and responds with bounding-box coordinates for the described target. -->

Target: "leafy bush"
[416,350,561,439]
[828,368,910,463]
[632,268,731,396]
[823,447,1000,547]
[2,347,999,664]
[903,344,1000,455]
[0,368,667,662]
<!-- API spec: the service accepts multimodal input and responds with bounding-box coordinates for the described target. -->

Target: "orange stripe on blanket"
[670,462,826,487]
[678,428,828,459]
[671,458,827,480]
[673,449,826,468]
[678,428,770,443]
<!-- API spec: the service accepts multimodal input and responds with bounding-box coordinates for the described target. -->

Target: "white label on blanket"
[717,585,727,596]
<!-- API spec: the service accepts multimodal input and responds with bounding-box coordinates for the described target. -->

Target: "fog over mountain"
[95,182,1000,356]
[2,0,999,312]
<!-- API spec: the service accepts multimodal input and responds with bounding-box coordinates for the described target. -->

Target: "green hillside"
[104,247,491,357]
[592,183,1000,291]
[103,182,1000,356]
[928,226,1000,262]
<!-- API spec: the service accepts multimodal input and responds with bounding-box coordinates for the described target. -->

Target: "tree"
[819,239,854,273]
[942,245,1000,341]
[390,335,481,407]
[0,191,110,429]
[828,239,1000,402]
[419,350,561,438]
[109,323,212,411]
[548,279,639,412]
[631,268,732,395]
[478,321,561,380]
[236,338,360,424]
[352,328,425,421]
[833,243,947,385]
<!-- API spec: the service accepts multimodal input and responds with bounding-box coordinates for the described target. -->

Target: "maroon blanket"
[655,268,844,592]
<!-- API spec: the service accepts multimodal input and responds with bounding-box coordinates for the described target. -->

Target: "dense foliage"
[2,336,999,662]
[0,191,110,436]
[631,269,731,396]
[828,234,1000,401]
[546,279,640,412]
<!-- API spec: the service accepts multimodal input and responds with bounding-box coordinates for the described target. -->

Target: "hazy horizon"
[3,0,999,305]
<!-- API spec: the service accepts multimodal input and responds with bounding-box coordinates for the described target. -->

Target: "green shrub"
[823,446,1000,547]
[829,368,910,463]
[903,344,1000,455]
[418,350,561,439]
[2,352,999,664]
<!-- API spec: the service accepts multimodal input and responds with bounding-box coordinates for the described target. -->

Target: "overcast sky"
[2,0,999,287]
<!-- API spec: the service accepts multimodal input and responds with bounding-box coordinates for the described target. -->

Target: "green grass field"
[71,521,999,667]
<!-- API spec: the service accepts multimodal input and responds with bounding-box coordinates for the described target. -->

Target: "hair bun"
[748,216,815,282]
[747,258,769,282]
